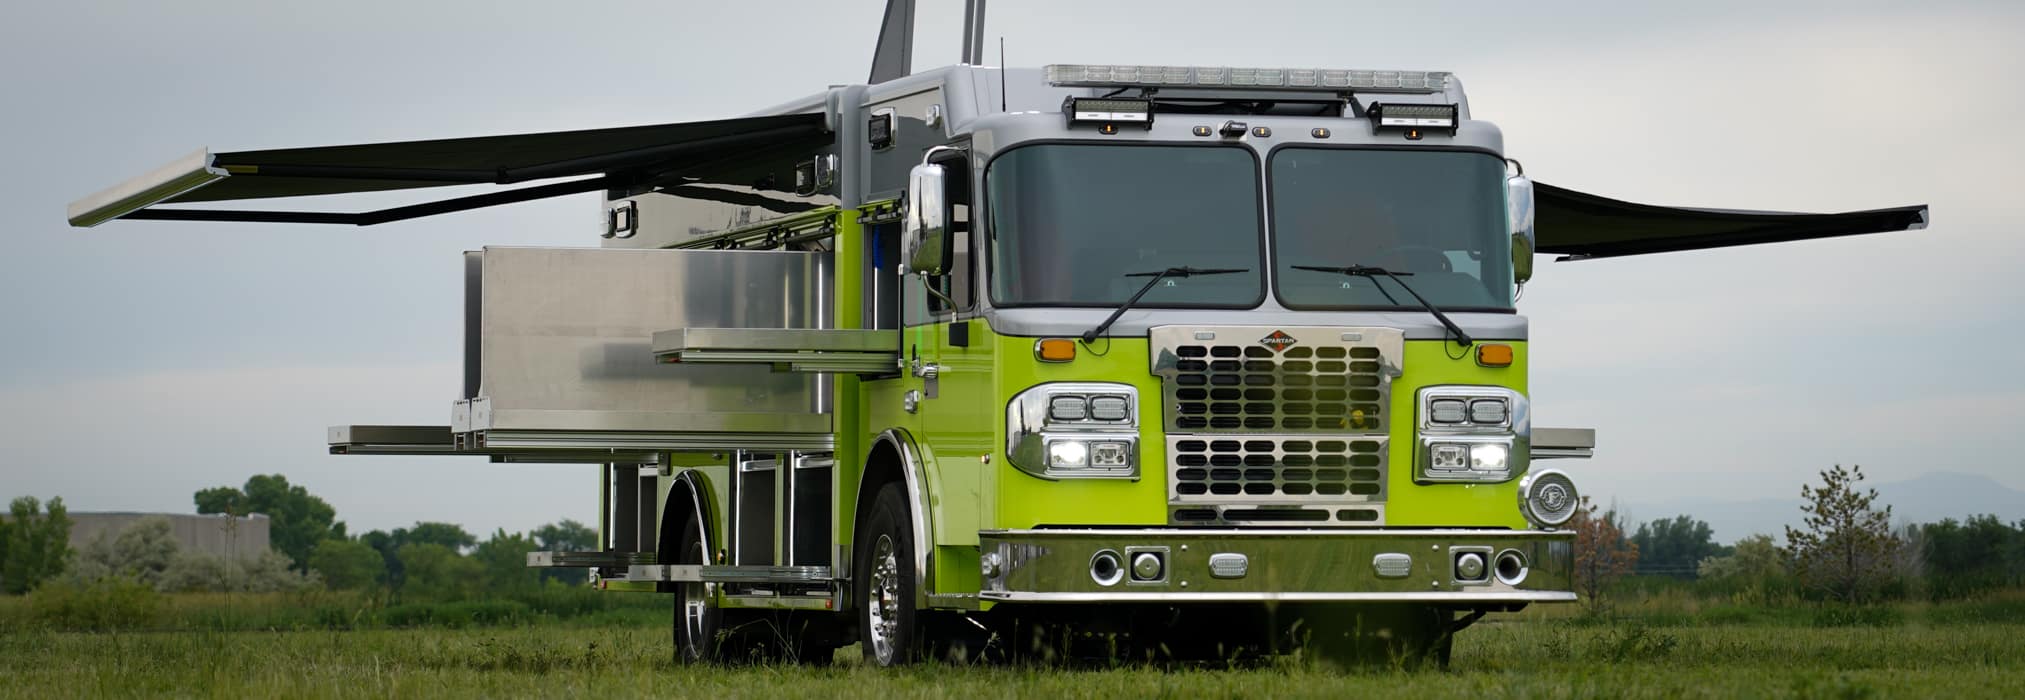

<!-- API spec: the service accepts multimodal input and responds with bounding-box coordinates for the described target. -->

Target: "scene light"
[1064,97,1154,129]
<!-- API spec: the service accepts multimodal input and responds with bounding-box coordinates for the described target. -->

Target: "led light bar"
[1046,64,1451,94]
[1063,97,1153,129]
[1369,103,1459,131]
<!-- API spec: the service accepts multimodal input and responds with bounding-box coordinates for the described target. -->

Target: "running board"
[624,564,834,583]
[654,328,899,374]
[526,551,659,568]
[330,425,660,463]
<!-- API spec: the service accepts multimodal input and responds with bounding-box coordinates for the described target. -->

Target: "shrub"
[64,516,179,587]
[28,576,163,630]
[157,550,319,593]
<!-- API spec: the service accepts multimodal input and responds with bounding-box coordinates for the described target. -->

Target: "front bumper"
[979,528,1574,604]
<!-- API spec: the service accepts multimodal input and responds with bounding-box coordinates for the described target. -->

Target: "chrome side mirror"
[903,162,949,276]
[1507,169,1536,284]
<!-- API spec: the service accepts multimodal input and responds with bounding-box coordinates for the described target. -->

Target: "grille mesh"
[1160,344,1388,433]
[1169,436,1387,499]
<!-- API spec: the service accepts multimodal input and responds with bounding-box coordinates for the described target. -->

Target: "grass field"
[5,615,2023,698]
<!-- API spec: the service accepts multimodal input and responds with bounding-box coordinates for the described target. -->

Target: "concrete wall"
[67,512,271,560]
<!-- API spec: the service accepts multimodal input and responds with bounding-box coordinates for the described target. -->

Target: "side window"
[927,151,973,314]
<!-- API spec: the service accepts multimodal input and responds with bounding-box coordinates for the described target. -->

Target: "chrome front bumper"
[978,528,1575,604]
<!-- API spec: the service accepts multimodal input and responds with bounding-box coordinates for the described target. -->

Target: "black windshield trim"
[1264,144,1517,314]
[983,140,1269,311]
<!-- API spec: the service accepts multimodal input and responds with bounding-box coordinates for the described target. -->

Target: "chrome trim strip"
[980,591,1577,603]
[868,429,935,607]
[669,468,715,558]
[983,528,1565,538]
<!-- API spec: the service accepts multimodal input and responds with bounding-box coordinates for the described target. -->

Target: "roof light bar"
[1046,64,1451,94]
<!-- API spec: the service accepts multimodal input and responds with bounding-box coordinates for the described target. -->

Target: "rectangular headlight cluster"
[1417,387,1527,483]
[1009,383,1141,480]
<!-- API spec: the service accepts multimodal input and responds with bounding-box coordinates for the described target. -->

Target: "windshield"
[1271,148,1513,311]
[987,144,1263,307]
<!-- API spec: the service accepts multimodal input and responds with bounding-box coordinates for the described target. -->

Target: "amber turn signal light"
[1035,338,1076,362]
[1476,344,1513,367]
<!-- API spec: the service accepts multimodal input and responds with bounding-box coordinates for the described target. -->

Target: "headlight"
[1009,383,1140,480]
[1417,386,1528,483]
[1047,440,1089,467]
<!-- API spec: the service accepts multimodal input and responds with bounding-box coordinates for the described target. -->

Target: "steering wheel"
[1369,246,1453,273]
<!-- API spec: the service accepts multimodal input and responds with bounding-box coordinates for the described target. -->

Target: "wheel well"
[659,478,698,564]
[856,440,906,529]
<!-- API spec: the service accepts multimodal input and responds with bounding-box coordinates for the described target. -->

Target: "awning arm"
[67,149,227,227]
[124,175,619,226]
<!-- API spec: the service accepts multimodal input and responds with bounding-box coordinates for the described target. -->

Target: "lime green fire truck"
[68,1,1926,667]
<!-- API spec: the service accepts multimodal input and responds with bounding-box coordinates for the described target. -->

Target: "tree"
[472,529,541,592]
[397,543,481,598]
[309,538,386,590]
[397,522,476,552]
[1631,515,1722,579]
[1,496,75,594]
[532,519,597,552]
[1909,515,2024,598]
[1698,533,1787,583]
[1785,464,1902,603]
[194,475,345,571]
[1571,496,1639,613]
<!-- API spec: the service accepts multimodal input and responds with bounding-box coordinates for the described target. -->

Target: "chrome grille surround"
[1151,326,1404,525]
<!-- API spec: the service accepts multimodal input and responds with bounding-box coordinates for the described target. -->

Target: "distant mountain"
[1622,472,2025,544]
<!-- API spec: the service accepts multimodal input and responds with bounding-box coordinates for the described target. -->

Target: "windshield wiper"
[1291,265,1474,347]
[1082,266,1249,343]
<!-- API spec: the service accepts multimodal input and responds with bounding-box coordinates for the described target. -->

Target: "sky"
[2,0,2020,540]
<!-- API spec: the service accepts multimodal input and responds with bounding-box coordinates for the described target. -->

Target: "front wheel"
[855,482,922,666]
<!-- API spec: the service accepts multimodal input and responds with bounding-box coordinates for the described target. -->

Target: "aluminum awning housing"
[67,113,830,227]
[1535,183,1928,261]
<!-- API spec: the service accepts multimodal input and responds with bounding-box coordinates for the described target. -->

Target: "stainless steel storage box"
[452,247,835,452]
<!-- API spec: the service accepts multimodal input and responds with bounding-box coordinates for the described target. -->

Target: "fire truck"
[67,1,1925,667]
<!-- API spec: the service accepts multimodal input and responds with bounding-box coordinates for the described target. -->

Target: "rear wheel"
[855,482,922,666]
[670,515,773,664]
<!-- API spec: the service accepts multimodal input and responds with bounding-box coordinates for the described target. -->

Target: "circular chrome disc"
[866,533,901,664]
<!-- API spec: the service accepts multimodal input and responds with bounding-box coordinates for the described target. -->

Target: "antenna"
[999,37,1008,112]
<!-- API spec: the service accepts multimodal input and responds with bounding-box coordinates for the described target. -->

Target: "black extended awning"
[67,113,830,227]
[1535,182,1928,260]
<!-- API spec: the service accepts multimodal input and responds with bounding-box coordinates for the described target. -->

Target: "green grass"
[2,618,2022,698]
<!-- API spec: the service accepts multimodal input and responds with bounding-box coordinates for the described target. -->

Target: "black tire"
[670,514,720,664]
[854,482,922,666]
[670,514,772,664]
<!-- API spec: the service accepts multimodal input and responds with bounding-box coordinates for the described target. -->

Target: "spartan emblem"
[1259,330,1297,353]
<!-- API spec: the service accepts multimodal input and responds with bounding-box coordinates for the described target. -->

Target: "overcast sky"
[2,0,2018,540]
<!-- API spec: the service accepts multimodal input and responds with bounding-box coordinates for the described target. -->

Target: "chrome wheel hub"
[866,533,902,663]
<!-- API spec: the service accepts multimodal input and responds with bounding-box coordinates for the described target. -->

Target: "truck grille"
[1151,328,1401,434]
[1150,326,1404,526]
[1169,436,1387,498]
